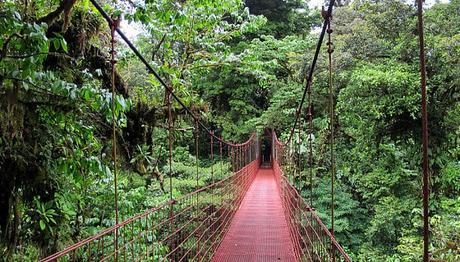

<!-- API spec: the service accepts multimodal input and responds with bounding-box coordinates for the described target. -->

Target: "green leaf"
[61,38,68,53]
[49,217,57,224]
[39,220,46,231]
[73,172,83,187]
[52,39,60,50]
[105,166,112,177]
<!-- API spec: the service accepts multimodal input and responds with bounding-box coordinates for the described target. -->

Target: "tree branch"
[0,33,24,63]
[152,34,167,61]
[37,0,77,29]
[3,76,67,99]
[5,52,74,60]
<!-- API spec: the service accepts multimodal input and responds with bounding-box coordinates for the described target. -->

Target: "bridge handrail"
[272,130,352,261]
[281,172,351,260]
[41,140,260,261]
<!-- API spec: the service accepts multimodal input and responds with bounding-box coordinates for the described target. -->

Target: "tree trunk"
[5,191,20,261]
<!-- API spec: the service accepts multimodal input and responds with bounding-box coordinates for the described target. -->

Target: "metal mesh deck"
[212,168,296,262]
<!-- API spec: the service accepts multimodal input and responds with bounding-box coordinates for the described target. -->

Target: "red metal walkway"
[212,167,296,262]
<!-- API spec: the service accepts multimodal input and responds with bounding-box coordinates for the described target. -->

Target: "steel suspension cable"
[166,87,176,258]
[307,57,315,259]
[296,117,302,186]
[167,90,174,201]
[219,138,224,209]
[89,0,250,147]
[211,131,215,185]
[195,120,200,256]
[326,14,336,260]
[210,131,215,216]
[109,18,120,261]
[195,120,200,189]
[194,119,200,260]
[166,86,178,258]
[289,137,294,183]
[416,0,430,261]
[220,138,223,178]
[307,72,314,210]
[284,0,336,145]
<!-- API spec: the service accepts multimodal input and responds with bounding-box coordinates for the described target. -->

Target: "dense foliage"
[0,0,458,261]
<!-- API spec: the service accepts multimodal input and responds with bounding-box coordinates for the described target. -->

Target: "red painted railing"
[41,137,260,262]
[273,132,351,262]
[41,131,352,262]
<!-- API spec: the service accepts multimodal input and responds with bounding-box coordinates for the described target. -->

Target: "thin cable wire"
[220,139,223,178]
[89,0,250,147]
[307,73,314,209]
[285,0,336,145]
[211,132,215,184]
[195,120,200,189]
[416,0,430,260]
[307,64,314,260]
[167,88,175,256]
[296,116,302,187]
[327,15,336,260]
[167,90,174,201]
[194,119,200,260]
[110,20,119,262]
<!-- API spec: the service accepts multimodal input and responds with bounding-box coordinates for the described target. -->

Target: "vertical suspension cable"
[241,145,243,171]
[240,145,244,185]
[237,146,241,171]
[220,138,223,178]
[194,119,200,260]
[231,147,234,173]
[210,131,215,184]
[244,144,249,174]
[243,144,246,168]
[195,120,200,189]
[306,59,315,261]
[210,131,215,229]
[234,146,237,173]
[246,144,249,181]
[210,132,215,240]
[416,0,430,261]
[167,90,174,201]
[307,88,314,208]
[166,87,175,259]
[220,138,224,209]
[289,137,294,183]
[285,0,336,144]
[327,14,336,260]
[110,19,119,261]
[297,114,302,187]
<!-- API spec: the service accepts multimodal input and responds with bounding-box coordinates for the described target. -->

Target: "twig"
[0,33,24,62]
[152,34,167,60]
[5,52,74,60]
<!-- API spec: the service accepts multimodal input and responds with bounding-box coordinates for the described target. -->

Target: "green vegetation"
[0,0,459,261]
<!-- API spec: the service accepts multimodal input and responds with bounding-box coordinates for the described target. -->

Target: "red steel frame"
[40,137,260,262]
[272,132,351,262]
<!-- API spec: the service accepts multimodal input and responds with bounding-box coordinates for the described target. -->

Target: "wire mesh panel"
[273,133,351,262]
[40,138,260,262]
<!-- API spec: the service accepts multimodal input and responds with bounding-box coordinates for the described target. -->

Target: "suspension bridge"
[39,0,431,260]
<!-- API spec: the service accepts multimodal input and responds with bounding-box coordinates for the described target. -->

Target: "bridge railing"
[41,137,260,262]
[273,133,351,262]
